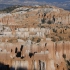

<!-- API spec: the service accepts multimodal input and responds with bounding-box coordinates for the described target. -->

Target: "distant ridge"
[0,5,22,13]
[0,4,13,10]
[0,1,70,11]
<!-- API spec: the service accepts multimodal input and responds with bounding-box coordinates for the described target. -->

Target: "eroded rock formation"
[0,6,70,26]
[0,39,70,70]
[0,6,70,70]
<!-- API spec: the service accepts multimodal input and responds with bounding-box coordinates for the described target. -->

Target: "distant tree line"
[0,5,22,13]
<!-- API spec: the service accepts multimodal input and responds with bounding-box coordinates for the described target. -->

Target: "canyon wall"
[0,7,70,26]
[0,40,70,70]
[0,6,70,70]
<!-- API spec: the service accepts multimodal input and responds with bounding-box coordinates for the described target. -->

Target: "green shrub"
[47,20,53,24]
[37,38,41,43]
[41,18,46,23]
[1,5,22,13]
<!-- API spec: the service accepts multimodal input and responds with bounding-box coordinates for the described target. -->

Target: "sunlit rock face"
[0,6,70,70]
[0,41,70,70]
[0,6,70,26]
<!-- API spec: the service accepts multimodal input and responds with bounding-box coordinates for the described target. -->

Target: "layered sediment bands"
[0,14,15,25]
[0,6,70,26]
[0,6,70,70]
[0,41,70,70]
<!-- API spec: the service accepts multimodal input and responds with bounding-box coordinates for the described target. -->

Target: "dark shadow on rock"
[0,63,10,70]
[29,53,34,58]
[17,67,27,70]
[10,67,15,70]
[0,62,28,70]
[16,52,21,57]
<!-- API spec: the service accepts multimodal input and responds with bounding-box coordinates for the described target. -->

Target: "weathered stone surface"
[0,6,70,70]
